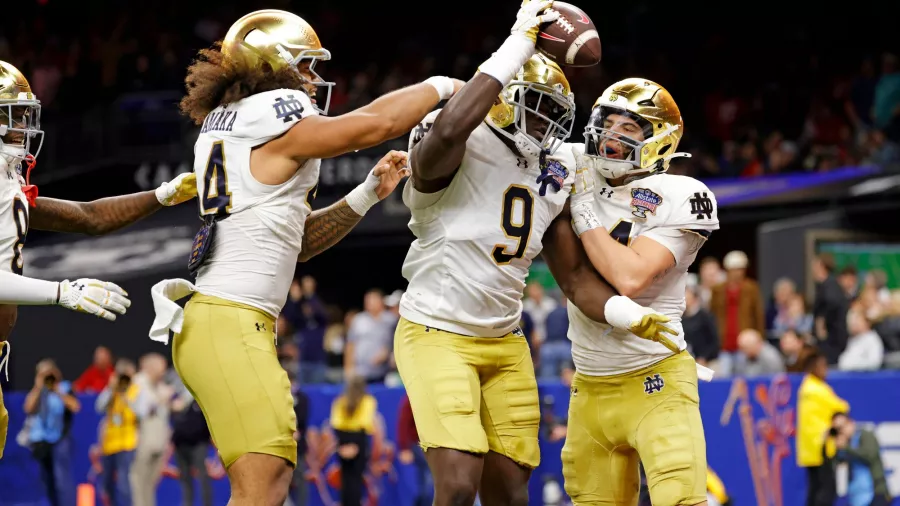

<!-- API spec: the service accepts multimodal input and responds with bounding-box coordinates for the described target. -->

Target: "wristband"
[570,202,603,237]
[603,295,645,330]
[345,180,380,216]
[478,34,536,86]
[424,76,455,101]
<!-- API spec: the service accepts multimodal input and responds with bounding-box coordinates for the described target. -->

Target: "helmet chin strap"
[486,122,543,161]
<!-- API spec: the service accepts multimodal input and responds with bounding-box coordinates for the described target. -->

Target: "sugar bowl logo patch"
[630,188,663,219]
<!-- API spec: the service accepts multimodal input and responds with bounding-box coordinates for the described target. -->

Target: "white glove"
[57,279,131,321]
[155,173,198,206]
[511,0,560,43]
[604,296,680,353]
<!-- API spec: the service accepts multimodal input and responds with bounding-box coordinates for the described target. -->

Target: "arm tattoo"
[30,191,162,236]
[298,199,363,262]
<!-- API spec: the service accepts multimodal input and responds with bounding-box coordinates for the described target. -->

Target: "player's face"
[523,91,567,139]
[600,114,645,160]
[295,61,319,103]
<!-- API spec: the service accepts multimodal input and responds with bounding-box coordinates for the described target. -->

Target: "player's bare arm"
[263,78,464,165]
[30,173,197,235]
[410,74,506,193]
[541,202,616,323]
[298,151,408,262]
[578,229,676,298]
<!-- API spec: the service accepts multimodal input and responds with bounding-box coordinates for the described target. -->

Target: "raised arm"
[541,203,616,324]
[30,173,197,236]
[409,2,556,193]
[298,151,408,262]
[266,78,462,162]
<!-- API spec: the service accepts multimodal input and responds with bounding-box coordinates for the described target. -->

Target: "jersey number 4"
[610,220,634,246]
[492,185,534,265]
[200,141,233,217]
[9,197,28,275]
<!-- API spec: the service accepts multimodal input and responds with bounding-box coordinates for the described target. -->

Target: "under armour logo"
[272,95,305,123]
[255,322,267,332]
[516,158,528,169]
[598,187,614,198]
[643,373,665,394]
[689,192,714,220]
[411,122,432,147]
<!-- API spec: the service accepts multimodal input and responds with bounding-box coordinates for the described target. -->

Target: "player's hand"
[511,0,559,44]
[629,312,679,353]
[56,279,131,322]
[399,449,415,465]
[155,172,198,206]
[370,150,410,200]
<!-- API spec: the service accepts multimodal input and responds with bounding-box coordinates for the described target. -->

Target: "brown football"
[536,2,601,67]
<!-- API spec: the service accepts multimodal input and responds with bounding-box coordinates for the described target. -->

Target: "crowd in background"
[2,0,900,180]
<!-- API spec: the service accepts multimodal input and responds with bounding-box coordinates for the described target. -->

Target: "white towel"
[149,279,197,344]
[696,363,715,382]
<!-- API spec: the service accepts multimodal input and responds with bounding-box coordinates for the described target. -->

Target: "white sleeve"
[641,227,708,267]
[0,271,58,305]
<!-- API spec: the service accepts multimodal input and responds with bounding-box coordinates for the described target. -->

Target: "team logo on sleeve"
[537,159,569,196]
[630,188,663,218]
[689,191,714,220]
[272,95,305,123]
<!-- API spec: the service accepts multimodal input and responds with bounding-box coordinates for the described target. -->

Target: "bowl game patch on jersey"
[630,188,663,218]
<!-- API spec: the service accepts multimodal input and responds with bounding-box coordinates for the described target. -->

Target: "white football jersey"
[399,110,575,337]
[568,168,719,375]
[0,160,29,276]
[192,89,320,317]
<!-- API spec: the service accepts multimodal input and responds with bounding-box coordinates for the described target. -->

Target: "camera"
[828,427,839,437]
[117,373,132,391]
[43,375,57,389]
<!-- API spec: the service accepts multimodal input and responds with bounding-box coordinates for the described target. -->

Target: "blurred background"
[1,0,900,505]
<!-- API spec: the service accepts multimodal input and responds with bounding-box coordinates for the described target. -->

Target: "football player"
[564,78,720,506]
[0,60,198,459]
[149,9,463,505]
[394,4,675,505]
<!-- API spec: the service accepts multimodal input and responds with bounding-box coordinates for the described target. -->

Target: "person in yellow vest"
[330,375,377,506]
[95,358,141,506]
[707,468,731,506]
[797,348,849,506]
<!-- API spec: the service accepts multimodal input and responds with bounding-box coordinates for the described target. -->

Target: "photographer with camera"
[95,358,140,506]
[22,359,80,506]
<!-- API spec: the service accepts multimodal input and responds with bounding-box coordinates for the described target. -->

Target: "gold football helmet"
[583,78,688,179]
[223,9,334,114]
[0,60,43,167]
[487,53,576,157]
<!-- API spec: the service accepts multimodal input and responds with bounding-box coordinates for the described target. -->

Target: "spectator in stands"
[170,388,212,506]
[780,329,817,373]
[539,298,571,379]
[683,284,720,367]
[384,290,403,323]
[324,307,352,384]
[330,375,377,506]
[797,349,848,506]
[874,53,900,141]
[346,289,394,384]
[523,282,557,344]
[812,253,850,364]
[96,358,141,506]
[838,265,860,300]
[839,308,885,371]
[710,251,765,375]
[698,256,725,309]
[734,329,785,377]
[863,269,891,305]
[131,353,174,506]
[291,372,310,506]
[767,277,798,333]
[288,277,330,385]
[831,412,893,506]
[23,359,79,506]
[773,294,814,339]
[73,346,114,394]
[397,393,431,506]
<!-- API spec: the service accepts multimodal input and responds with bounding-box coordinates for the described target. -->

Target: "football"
[536,2,601,67]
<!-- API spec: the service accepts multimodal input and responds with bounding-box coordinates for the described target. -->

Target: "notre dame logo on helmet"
[608,93,618,102]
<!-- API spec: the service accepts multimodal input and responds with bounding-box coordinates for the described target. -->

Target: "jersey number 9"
[10,198,28,275]
[492,185,534,265]
[200,141,233,217]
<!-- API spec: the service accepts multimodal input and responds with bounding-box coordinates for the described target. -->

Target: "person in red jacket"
[73,346,113,394]
[397,394,432,506]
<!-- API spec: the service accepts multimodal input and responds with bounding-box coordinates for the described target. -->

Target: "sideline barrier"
[1,372,899,506]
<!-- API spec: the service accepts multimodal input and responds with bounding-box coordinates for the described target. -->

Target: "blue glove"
[536,157,568,196]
